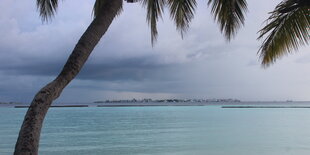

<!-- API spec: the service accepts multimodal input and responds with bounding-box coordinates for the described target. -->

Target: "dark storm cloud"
[79,58,171,81]
[0,50,185,82]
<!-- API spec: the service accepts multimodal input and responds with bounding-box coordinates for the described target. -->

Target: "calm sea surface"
[2,103,310,154]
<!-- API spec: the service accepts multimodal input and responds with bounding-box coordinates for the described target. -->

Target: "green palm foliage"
[142,0,165,44]
[37,0,248,44]
[258,0,310,67]
[142,0,248,43]
[36,0,59,21]
[208,0,248,40]
[167,0,197,37]
[37,0,310,67]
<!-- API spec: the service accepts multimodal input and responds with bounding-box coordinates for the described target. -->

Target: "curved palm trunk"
[14,0,122,154]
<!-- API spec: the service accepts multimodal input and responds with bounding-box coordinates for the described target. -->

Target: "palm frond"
[36,0,59,22]
[142,0,165,45]
[93,0,123,18]
[278,0,310,13]
[167,0,197,37]
[258,0,310,67]
[208,0,248,40]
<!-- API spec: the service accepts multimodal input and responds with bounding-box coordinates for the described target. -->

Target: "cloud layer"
[1,0,310,103]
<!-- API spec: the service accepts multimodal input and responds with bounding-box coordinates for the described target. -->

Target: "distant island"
[0,102,22,104]
[94,98,241,103]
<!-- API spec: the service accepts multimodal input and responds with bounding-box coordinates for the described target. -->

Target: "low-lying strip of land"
[12,104,310,108]
[97,104,205,107]
[14,105,89,108]
[222,106,310,108]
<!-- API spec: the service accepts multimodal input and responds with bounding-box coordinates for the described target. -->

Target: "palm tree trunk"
[14,0,122,154]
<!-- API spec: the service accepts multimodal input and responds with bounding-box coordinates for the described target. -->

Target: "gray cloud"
[1,0,310,103]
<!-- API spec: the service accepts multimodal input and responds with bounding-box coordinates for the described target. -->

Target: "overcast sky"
[1,0,310,103]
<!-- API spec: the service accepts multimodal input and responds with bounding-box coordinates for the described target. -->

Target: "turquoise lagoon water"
[2,105,310,154]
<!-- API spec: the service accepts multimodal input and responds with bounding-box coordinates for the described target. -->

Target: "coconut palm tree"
[14,0,247,154]
[258,0,310,66]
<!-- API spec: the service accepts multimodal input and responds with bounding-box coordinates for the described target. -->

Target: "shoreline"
[2,101,310,108]
[222,106,310,108]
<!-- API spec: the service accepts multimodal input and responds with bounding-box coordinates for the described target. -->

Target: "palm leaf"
[142,0,165,45]
[258,0,310,67]
[208,0,248,40]
[36,0,59,22]
[167,0,197,37]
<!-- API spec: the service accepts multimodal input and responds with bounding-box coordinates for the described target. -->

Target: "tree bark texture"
[14,0,123,154]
